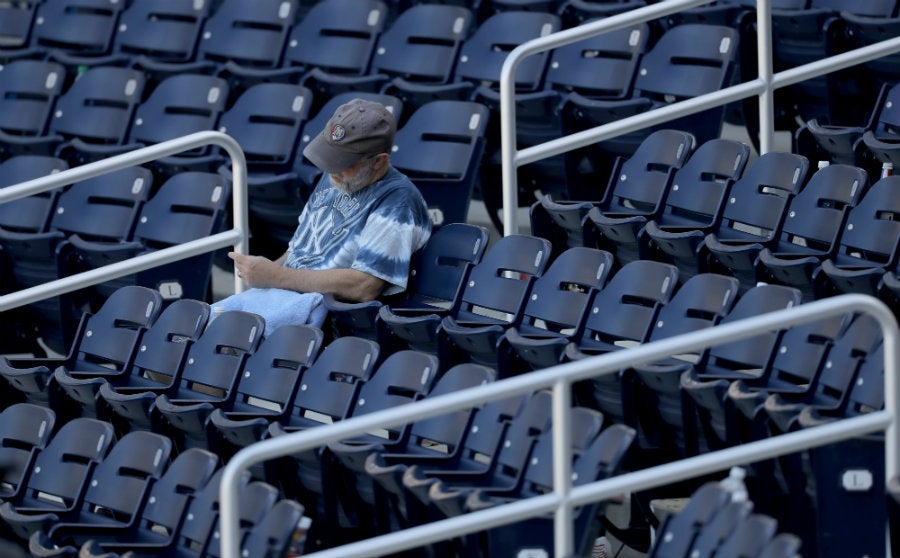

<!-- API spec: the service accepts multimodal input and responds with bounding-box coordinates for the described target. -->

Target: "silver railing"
[220,293,899,558]
[0,130,249,314]
[498,0,900,235]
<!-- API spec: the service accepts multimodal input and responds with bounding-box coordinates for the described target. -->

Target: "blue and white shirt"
[284,166,432,296]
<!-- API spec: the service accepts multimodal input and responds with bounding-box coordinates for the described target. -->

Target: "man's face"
[329,155,378,195]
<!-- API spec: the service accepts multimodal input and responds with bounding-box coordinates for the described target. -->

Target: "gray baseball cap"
[302,98,396,174]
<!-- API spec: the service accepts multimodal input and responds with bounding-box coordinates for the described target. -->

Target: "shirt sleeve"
[351,187,432,296]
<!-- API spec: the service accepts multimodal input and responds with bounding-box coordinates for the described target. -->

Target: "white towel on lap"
[211,288,327,336]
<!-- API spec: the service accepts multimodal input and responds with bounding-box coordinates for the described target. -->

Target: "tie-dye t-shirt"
[284,166,432,296]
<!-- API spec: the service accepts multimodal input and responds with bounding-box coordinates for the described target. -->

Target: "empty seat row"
[0,403,306,558]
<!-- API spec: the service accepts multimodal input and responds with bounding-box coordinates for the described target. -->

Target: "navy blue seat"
[0,404,56,500]
[379,234,552,365]
[391,100,490,228]
[497,246,614,375]
[323,222,489,342]
[206,324,324,454]
[0,60,66,159]
[638,138,751,275]
[815,175,900,299]
[755,163,869,301]
[0,285,162,407]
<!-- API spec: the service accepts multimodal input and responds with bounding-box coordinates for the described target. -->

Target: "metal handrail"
[0,130,249,313]
[220,293,899,558]
[498,0,900,235]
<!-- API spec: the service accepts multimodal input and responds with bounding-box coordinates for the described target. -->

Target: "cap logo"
[330,124,346,142]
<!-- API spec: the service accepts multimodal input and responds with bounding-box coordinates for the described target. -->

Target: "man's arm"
[229,252,387,302]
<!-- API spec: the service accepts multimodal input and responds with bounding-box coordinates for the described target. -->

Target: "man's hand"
[228,252,283,289]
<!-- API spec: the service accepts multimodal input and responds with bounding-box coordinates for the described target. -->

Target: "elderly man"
[214,98,432,333]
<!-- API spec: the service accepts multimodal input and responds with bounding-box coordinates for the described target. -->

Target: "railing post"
[755,0,776,153]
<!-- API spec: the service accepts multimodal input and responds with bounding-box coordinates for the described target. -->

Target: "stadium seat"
[465,421,636,558]
[532,129,695,261]
[391,100,490,228]
[101,309,262,435]
[0,154,71,354]
[814,174,900,298]
[764,312,882,435]
[284,0,389,97]
[699,152,810,291]
[146,309,265,440]
[595,272,740,450]
[136,0,298,87]
[0,166,154,353]
[586,139,750,265]
[55,297,209,423]
[585,129,696,265]
[69,72,229,172]
[109,0,211,67]
[0,417,115,540]
[2,65,144,159]
[323,222,489,343]
[26,0,125,68]
[755,163,869,301]
[639,138,752,274]
[25,430,172,557]
[64,170,231,306]
[560,23,739,192]
[0,285,162,407]
[0,60,66,159]
[75,447,220,557]
[379,234,551,364]
[0,0,41,56]
[206,324,324,454]
[360,363,496,531]
[499,246,614,375]
[0,404,56,500]
[304,349,439,536]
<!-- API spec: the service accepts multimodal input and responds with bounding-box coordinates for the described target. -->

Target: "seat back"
[0,404,55,498]
[348,350,439,441]
[30,0,123,57]
[633,23,739,143]
[172,310,266,399]
[372,3,474,84]
[830,175,900,266]
[227,324,324,416]
[768,163,869,255]
[113,0,210,64]
[710,151,809,244]
[454,234,552,321]
[51,166,153,243]
[761,313,850,394]
[48,65,145,146]
[518,246,614,333]
[195,0,297,68]
[697,283,803,381]
[647,273,740,347]
[455,10,561,91]
[546,23,649,99]
[15,418,115,509]
[391,362,496,459]
[73,430,171,520]
[129,73,229,146]
[217,82,313,168]
[284,0,387,74]
[0,0,40,51]
[283,336,381,426]
[391,100,490,227]
[649,138,751,231]
[406,222,490,308]
[599,129,696,216]
[113,298,211,392]
[0,60,65,141]
[0,156,69,235]
[574,259,680,351]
